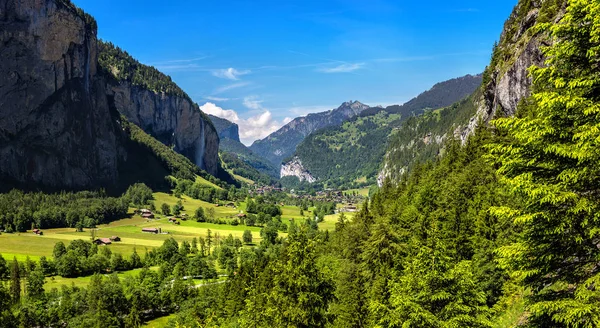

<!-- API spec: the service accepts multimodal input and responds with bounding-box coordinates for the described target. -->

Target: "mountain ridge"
[249,100,370,167]
[283,74,482,188]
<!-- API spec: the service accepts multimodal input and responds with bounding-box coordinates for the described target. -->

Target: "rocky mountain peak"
[338,100,369,112]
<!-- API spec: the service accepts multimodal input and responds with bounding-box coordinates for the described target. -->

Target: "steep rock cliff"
[0,0,221,190]
[378,0,566,186]
[99,42,219,176]
[209,114,240,142]
[280,157,315,183]
[0,0,122,190]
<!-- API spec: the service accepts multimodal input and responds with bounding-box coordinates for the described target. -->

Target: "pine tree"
[26,264,45,299]
[490,1,600,326]
[10,257,20,303]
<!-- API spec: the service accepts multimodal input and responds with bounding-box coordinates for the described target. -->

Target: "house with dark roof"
[94,238,112,245]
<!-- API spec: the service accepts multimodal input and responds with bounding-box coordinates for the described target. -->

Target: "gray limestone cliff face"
[0,0,122,189]
[281,157,315,183]
[107,82,219,176]
[457,4,555,143]
[208,114,240,142]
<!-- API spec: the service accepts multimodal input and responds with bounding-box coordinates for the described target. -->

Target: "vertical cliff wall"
[0,0,122,189]
[106,81,219,176]
[0,0,222,190]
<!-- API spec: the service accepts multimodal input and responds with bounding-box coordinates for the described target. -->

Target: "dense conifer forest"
[1,0,599,327]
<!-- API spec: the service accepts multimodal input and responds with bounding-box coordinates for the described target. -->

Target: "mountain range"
[279,74,482,188]
[249,100,370,167]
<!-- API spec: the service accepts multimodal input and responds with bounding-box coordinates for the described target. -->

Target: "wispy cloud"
[243,96,264,110]
[214,82,251,94]
[212,68,251,80]
[317,62,365,73]
[204,96,230,101]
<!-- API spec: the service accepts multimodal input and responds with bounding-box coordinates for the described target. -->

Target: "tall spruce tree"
[10,257,20,303]
[490,0,600,326]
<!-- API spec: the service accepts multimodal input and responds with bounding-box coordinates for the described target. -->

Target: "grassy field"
[0,192,267,263]
[0,191,316,291]
[44,266,160,290]
[195,175,223,190]
[320,212,356,231]
[143,314,175,328]
[343,187,370,197]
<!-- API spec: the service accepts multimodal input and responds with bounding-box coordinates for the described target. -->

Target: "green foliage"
[382,95,478,184]
[124,183,154,206]
[490,1,600,326]
[242,230,253,244]
[220,150,274,185]
[293,74,482,188]
[219,138,280,179]
[99,41,189,99]
[0,190,128,232]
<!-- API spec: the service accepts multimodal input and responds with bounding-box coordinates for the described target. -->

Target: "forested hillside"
[250,101,370,167]
[291,74,481,188]
[3,0,599,327]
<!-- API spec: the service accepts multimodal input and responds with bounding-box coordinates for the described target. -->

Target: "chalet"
[174,221,180,225]
[94,238,112,245]
[168,217,177,222]
[109,236,121,242]
[32,229,43,235]
[142,212,155,219]
[140,209,152,214]
[142,228,159,234]
[237,213,247,218]
[225,202,236,208]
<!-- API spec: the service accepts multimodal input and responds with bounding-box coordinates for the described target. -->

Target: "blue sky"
[75,0,517,144]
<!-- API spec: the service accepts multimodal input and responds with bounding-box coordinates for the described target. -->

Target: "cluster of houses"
[290,189,364,205]
[93,236,121,246]
[251,186,283,195]
[337,204,358,213]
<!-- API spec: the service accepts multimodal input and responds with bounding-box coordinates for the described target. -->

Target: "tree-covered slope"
[207,114,279,182]
[379,0,567,185]
[249,101,370,167]
[290,74,482,188]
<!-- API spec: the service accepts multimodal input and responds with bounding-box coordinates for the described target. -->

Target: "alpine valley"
[1,0,599,327]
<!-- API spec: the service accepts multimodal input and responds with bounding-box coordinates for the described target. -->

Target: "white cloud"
[214,82,251,94]
[243,96,264,110]
[204,96,230,101]
[283,117,293,124]
[212,68,251,80]
[200,102,286,145]
[317,62,365,73]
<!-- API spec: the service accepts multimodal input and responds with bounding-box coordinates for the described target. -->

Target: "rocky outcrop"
[378,0,565,186]
[250,100,370,167]
[457,1,563,143]
[0,0,122,190]
[209,114,240,142]
[0,0,221,190]
[107,82,219,176]
[281,157,316,183]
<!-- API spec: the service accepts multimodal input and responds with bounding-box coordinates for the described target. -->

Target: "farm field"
[343,187,370,197]
[0,192,327,265]
[320,212,356,231]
